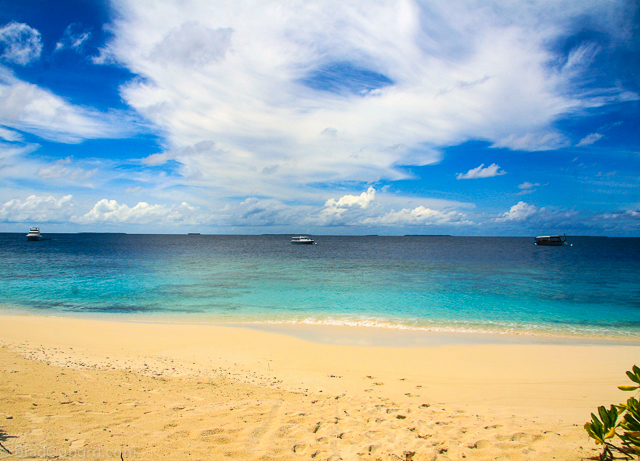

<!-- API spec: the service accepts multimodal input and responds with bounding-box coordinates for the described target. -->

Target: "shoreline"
[3,305,639,346]
[2,312,639,459]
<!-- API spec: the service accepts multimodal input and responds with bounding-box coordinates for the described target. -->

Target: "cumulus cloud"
[54,23,91,53]
[324,187,376,210]
[94,0,635,194]
[0,194,73,222]
[72,199,204,225]
[0,22,42,65]
[456,163,506,180]
[496,201,541,222]
[362,206,470,226]
[576,132,604,147]
[319,187,378,224]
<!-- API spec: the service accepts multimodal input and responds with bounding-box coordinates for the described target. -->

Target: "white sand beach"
[1,314,639,460]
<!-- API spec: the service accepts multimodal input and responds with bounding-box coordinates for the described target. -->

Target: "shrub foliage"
[585,365,640,460]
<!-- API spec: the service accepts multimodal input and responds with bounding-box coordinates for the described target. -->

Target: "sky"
[0,0,638,236]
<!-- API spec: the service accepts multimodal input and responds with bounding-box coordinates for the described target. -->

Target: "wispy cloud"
[54,23,91,53]
[0,69,141,143]
[97,0,634,199]
[516,181,542,195]
[0,126,24,142]
[518,182,541,190]
[456,163,506,180]
[491,132,571,151]
[0,22,42,65]
[576,133,604,147]
[36,157,98,183]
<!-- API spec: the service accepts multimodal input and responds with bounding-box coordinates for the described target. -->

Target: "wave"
[245,315,640,340]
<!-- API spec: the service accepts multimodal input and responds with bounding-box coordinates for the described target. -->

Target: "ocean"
[1,233,639,340]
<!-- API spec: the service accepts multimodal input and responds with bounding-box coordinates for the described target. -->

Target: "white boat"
[535,235,567,246]
[291,235,315,245]
[26,227,43,241]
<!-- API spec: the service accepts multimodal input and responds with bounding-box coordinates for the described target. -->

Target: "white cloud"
[576,132,604,147]
[0,69,139,143]
[518,182,540,190]
[72,199,204,225]
[605,209,640,220]
[516,181,542,195]
[0,126,23,142]
[324,186,376,210]
[491,132,571,151]
[214,187,473,229]
[0,194,73,222]
[362,206,470,226]
[496,201,540,222]
[456,163,506,180]
[54,23,91,53]
[319,186,379,224]
[94,0,634,196]
[226,197,309,226]
[150,21,233,67]
[142,140,220,166]
[0,141,38,160]
[37,157,98,183]
[0,22,42,65]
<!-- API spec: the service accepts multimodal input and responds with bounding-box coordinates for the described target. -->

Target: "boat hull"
[535,235,567,246]
[535,241,566,246]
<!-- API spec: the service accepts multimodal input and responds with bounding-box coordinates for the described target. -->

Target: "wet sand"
[1,314,638,460]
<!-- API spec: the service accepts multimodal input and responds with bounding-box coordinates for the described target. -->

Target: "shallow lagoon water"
[1,233,639,340]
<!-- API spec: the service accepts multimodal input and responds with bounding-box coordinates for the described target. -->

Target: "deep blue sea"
[1,233,640,340]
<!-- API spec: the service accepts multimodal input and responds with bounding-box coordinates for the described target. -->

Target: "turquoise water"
[1,233,639,339]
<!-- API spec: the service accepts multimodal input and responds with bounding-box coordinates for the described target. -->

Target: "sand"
[1,314,639,460]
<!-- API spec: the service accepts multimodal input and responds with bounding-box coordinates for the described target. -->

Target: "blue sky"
[0,0,638,235]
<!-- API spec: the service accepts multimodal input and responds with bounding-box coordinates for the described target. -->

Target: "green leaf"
[599,406,611,427]
[585,422,605,444]
[619,386,640,391]
[628,369,640,385]
[591,413,603,431]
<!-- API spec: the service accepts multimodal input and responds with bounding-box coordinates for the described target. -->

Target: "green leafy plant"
[585,365,640,460]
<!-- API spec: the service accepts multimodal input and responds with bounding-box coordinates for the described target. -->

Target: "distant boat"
[535,235,567,246]
[291,235,315,245]
[26,227,43,241]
